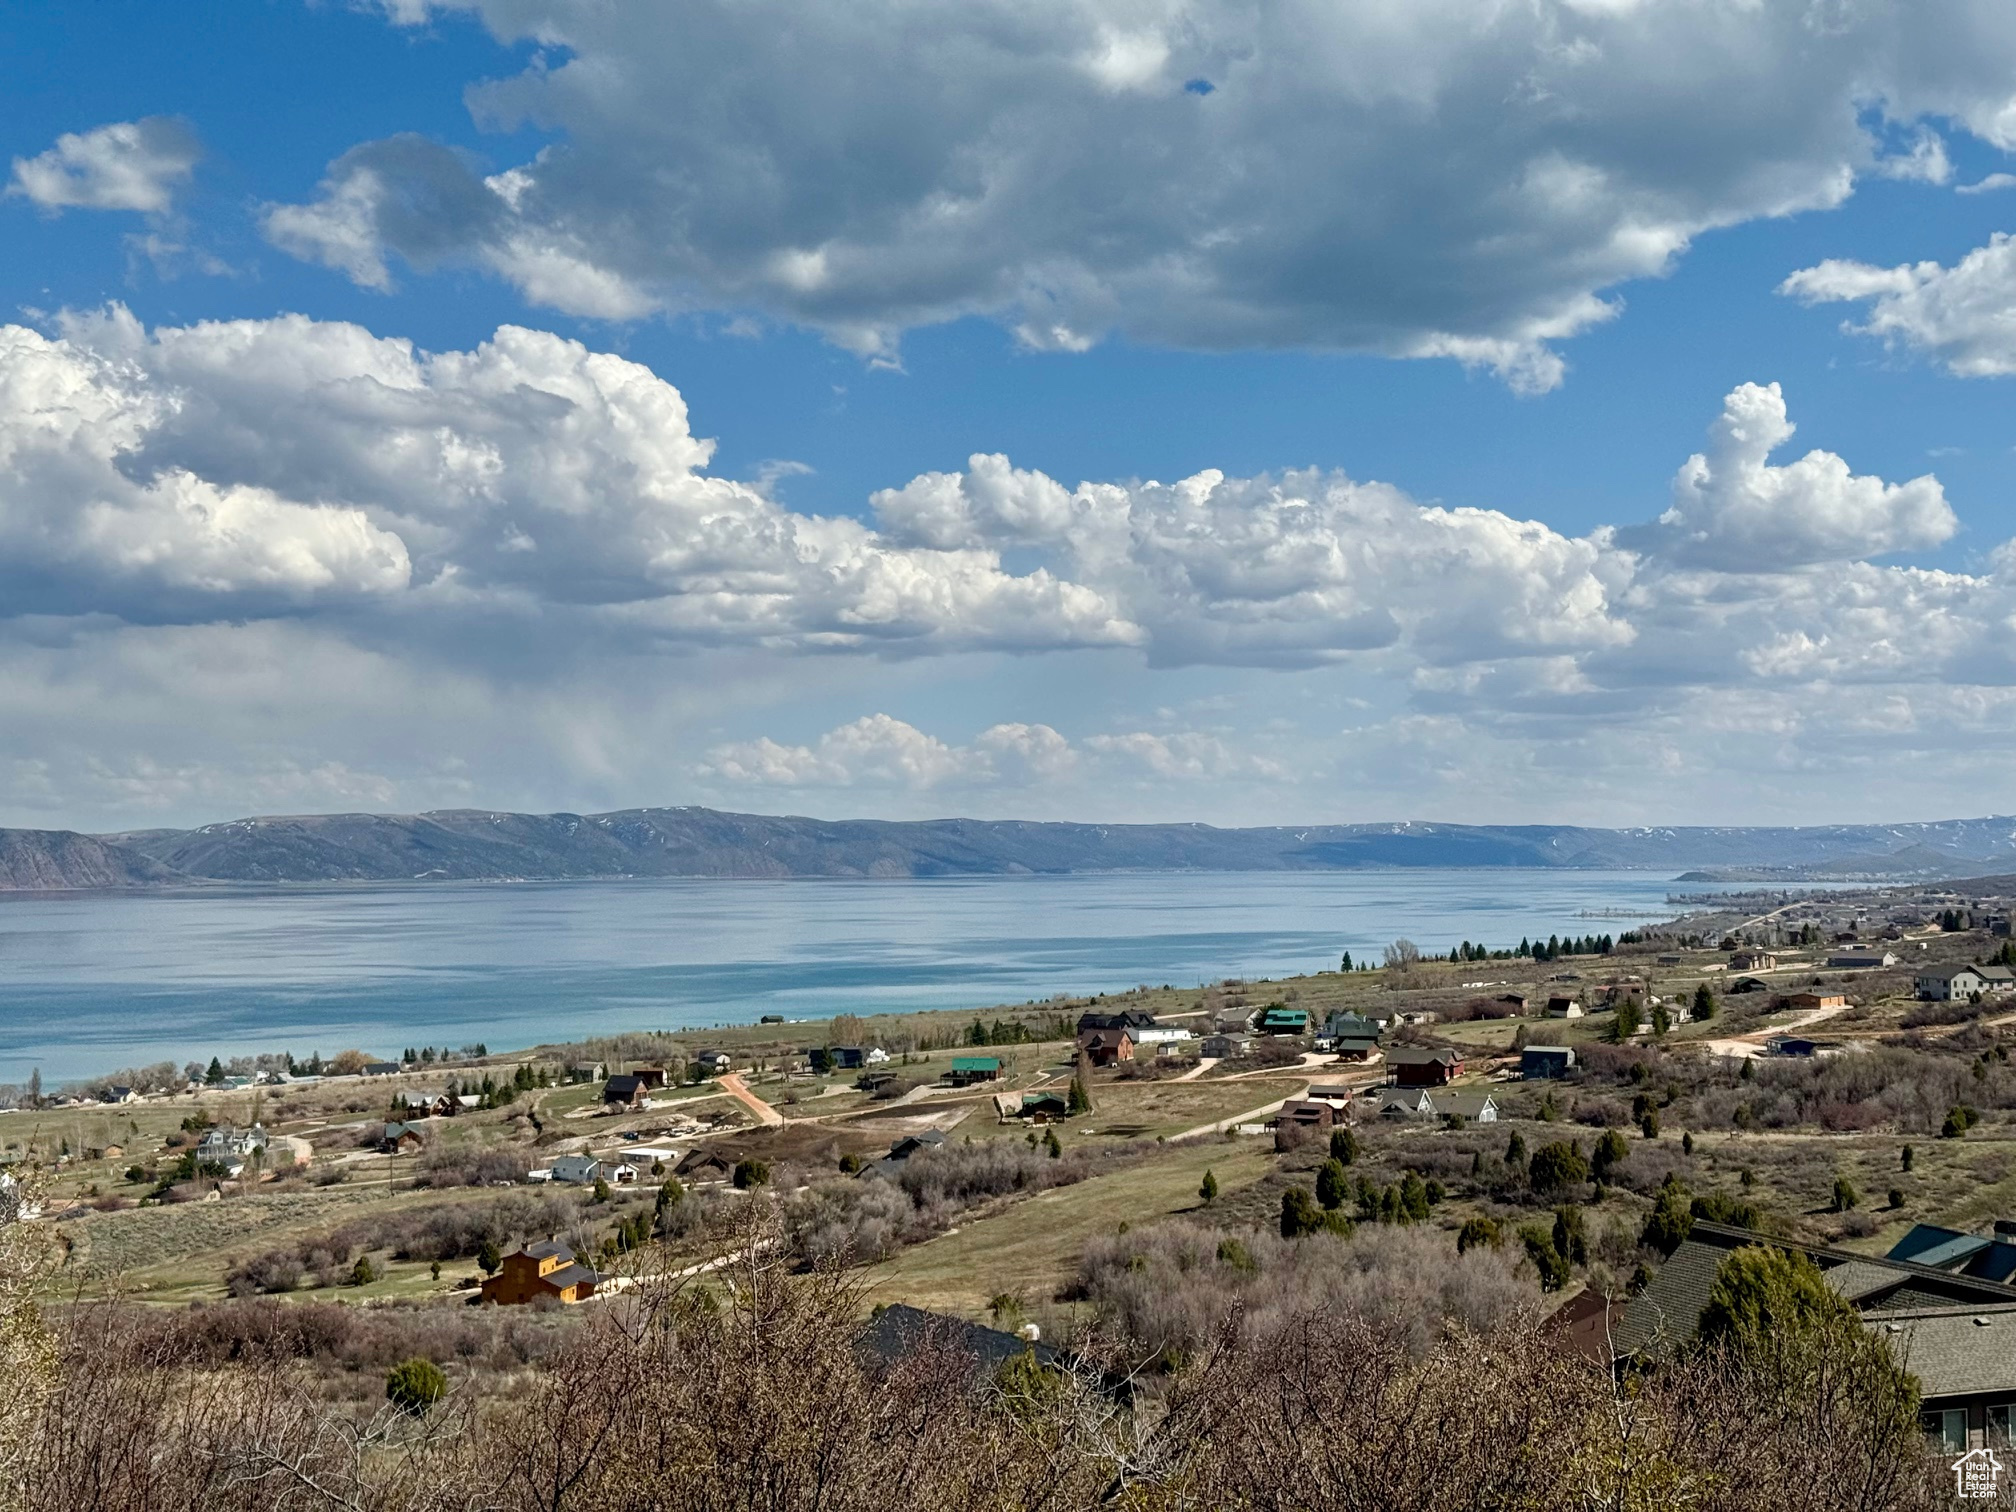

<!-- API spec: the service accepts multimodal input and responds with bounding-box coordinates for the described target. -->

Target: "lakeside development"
[6,876,2016,1500]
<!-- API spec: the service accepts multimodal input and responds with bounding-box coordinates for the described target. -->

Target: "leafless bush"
[414,1145,532,1188]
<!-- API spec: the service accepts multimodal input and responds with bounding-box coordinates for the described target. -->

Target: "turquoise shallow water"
[0,870,1695,1083]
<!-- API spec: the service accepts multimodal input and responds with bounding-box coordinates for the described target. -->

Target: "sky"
[6,0,2016,832]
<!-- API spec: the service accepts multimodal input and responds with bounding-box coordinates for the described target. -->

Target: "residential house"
[1199,1033,1252,1060]
[944,1056,1003,1086]
[1765,1035,1821,1057]
[398,1091,454,1118]
[694,1050,733,1075]
[613,1143,684,1173]
[1781,991,1846,1011]
[826,1046,889,1071]
[1544,996,1584,1019]
[480,1240,601,1306]
[672,1148,737,1184]
[1018,1090,1071,1122]
[862,1130,948,1179]
[856,1071,900,1094]
[1077,1009,1158,1034]
[1078,1028,1135,1067]
[603,1074,651,1111]
[1617,1220,2016,1451]
[1369,1088,1436,1119]
[196,1124,268,1162]
[1397,1009,1440,1027]
[1430,1090,1499,1123]
[360,1062,402,1077]
[1314,1012,1378,1053]
[1917,965,2016,1002]
[1728,950,1778,972]
[1827,950,1899,969]
[1274,1099,1335,1132]
[1495,993,1531,1015]
[1521,1046,1577,1080]
[1257,1008,1310,1037]
[1887,1221,2016,1285]
[1305,1084,1355,1115]
[1388,1048,1463,1087]
[631,1067,670,1089]
[549,1154,632,1186]
[1133,1026,1194,1047]
[379,1121,425,1154]
[1727,977,1770,995]
[99,1085,140,1105]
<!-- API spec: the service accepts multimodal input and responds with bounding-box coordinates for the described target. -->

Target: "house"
[1766,1035,1820,1057]
[1917,965,2016,1002]
[398,1091,454,1118]
[1728,950,1777,972]
[1316,1009,1383,1041]
[1428,1090,1498,1123]
[360,1062,402,1077]
[1544,996,1584,1019]
[480,1240,601,1306]
[827,1047,886,1071]
[1827,950,1898,970]
[1495,993,1530,1015]
[603,1074,651,1110]
[549,1154,630,1185]
[1077,1009,1157,1034]
[856,1071,900,1094]
[1388,1048,1463,1088]
[1656,953,1685,966]
[1727,976,1769,994]
[196,1124,268,1162]
[1132,1026,1194,1047]
[1257,1008,1310,1037]
[1078,1028,1135,1067]
[1781,991,1846,1011]
[1521,1046,1577,1080]
[672,1148,737,1184]
[861,1130,948,1179]
[1397,1010,1440,1028]
[99,1085,140,1105]
[1305,1084,1354,1115]
[1018,1091,1070,1123]
[379,1121,425,1154]
[1887,1220,2016,1285]
[1200,1033,1252,1060]
[1369,1088,1436,1119]
[613,1143,684,1173]
[944,1056,1003,1087]
[1617,1221,2016,1451]
[630,1067,669,1089]
[694,1050,732,1074]
[1274,1099,1335,1132]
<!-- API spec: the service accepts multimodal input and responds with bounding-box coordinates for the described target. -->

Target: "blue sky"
[7,0,2016,830]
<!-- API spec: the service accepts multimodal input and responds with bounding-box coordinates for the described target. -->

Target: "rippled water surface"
[0,870,1696,1081]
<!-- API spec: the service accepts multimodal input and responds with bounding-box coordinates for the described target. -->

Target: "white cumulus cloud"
[1782,234,2016,377]
[262,0,2016,386]
[9,118,200,214]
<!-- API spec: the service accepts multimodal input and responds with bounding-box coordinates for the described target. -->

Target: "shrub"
[1199,1169,1219,1205]
[1315,1159,1348,1211]
[1527,1142,1589,1194]
[1643,1186,1694,1255]
[1457,1216,1500,1254]
[733,1159,771,1190]
[384,1357,448,1416]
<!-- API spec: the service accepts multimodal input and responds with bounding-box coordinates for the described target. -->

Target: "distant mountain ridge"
[0,808,2012,889]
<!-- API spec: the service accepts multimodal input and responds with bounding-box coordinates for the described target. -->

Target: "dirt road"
[1698,1002,1850,1061]
[716,1072,785,1128]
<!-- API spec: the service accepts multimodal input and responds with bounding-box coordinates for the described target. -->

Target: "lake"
[0,870,1701,1083]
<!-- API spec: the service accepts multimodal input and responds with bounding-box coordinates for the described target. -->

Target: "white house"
[1917,965,2016,1002]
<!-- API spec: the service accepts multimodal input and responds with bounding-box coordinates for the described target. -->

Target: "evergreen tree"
[1900,1145,1914,1172]
[1328,1126,1358,1166]
[1315,1158,1348,1211]
[1044,1128,1062,1159]
[205,1056,225,1086]
[1066,1070,1092,1116]
[1400,1171,1430,1221]
[1552,1204,1588,1266]
[1504,1130,1527,1169]
[1280,1187,1322,1239]
[1693,982,1717,1022]
[1457,1215,1500,1254]
[1832,1175,1859,1212]
[1592,1128,1629,1181]
[1642,1186,1694,1254]
[1198,1168,1219,1205]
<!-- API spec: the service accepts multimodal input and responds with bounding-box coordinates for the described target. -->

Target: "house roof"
[1259,1008,1308,1025]
[1522,1045,1575,1059]
[1321,1012,1379,1036]
[1387,1047,1460,1066]
[1888,1223,2016,1283]
[1079,1028,1133,1050]
[1864,1304,2016,1399]
[949,1056,1003,1072]
[605,1074,646,1095]
[1616,1223,2016,1360]
[382,1121,422,1141]
[524,1239,573,1261]
[1430,1092,1497,1119]
[542,1262,600,1291]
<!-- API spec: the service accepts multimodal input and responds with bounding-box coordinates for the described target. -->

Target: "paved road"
[716,1072,785,1128]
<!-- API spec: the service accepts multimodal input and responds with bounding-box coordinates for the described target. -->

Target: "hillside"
[0,807,1994,889]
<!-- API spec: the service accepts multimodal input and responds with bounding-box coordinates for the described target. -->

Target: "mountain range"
[0,807,2013,889]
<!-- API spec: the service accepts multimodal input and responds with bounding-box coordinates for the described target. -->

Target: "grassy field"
[863,1138,1274,1317]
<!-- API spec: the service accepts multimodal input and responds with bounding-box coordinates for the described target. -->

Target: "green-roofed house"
[1257,1008,1310,1037]
[945,1055,1005,1087]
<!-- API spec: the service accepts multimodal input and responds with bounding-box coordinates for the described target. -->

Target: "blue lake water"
[0,870,1703,1084]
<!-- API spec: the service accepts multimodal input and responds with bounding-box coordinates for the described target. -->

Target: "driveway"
[716,1072,785,1128]
[1698,1002,1851,1061]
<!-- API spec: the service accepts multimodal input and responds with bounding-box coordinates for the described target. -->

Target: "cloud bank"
[2,307,2011,826]
[249,0,2016,386]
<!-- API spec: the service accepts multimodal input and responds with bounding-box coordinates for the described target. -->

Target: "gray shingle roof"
[1865,1304,2016,1399]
